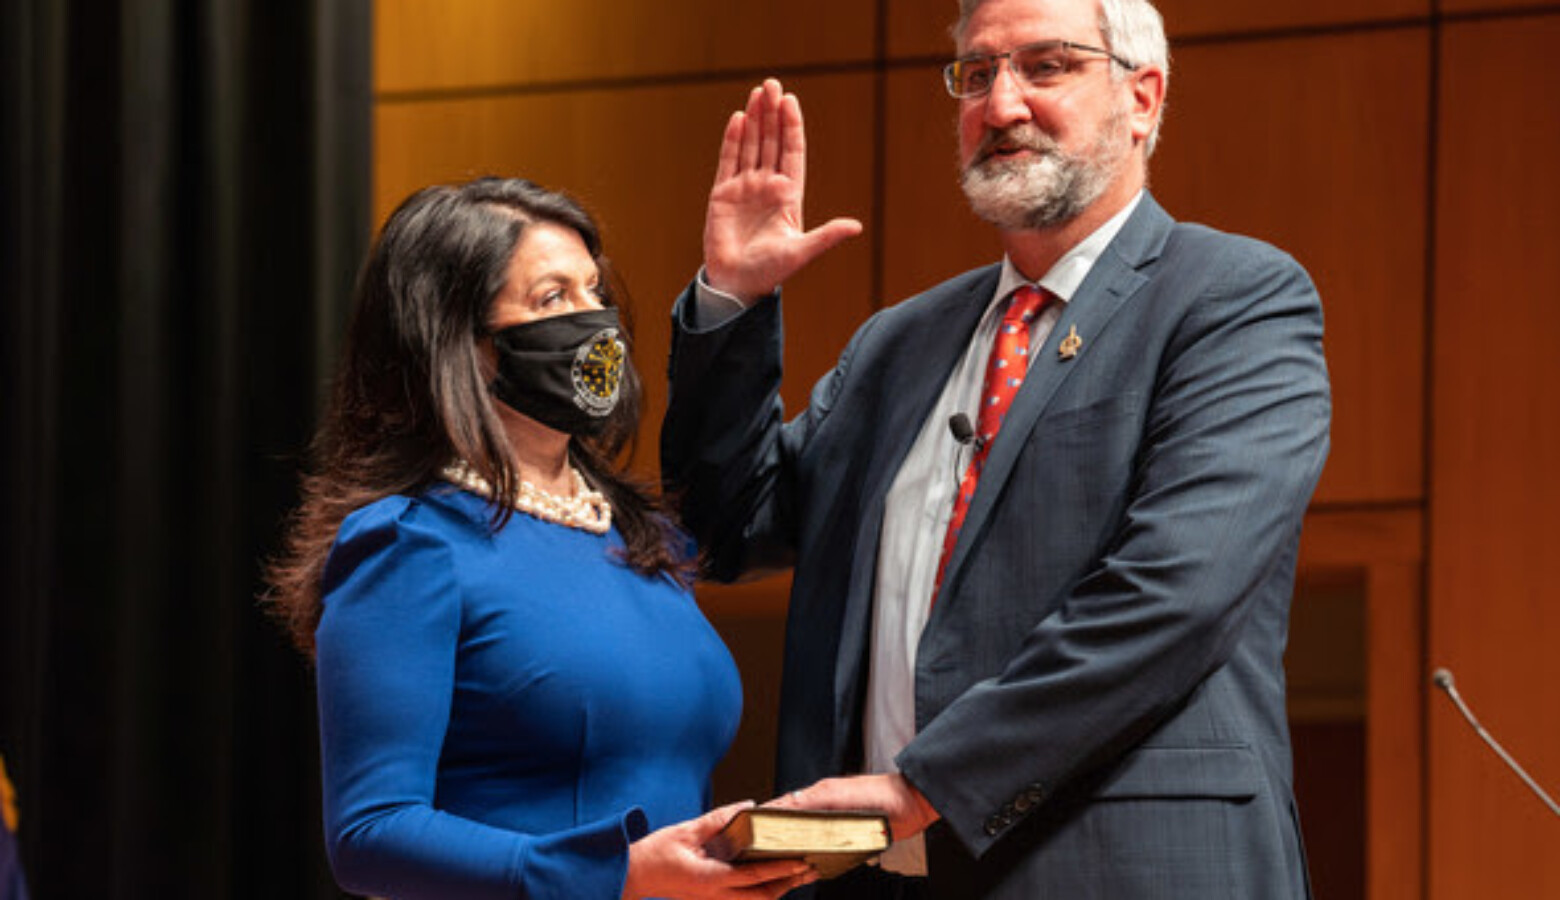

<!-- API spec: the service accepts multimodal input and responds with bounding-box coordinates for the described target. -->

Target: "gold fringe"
[0,754,17,833]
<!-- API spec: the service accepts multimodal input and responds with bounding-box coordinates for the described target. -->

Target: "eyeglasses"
[943,40,1138,99]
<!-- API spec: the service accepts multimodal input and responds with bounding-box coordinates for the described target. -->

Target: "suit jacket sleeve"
[661,284,867,582]
[895,241,1331,858]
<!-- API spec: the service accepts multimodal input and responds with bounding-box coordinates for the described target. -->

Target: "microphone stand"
[1432,667,1560,818]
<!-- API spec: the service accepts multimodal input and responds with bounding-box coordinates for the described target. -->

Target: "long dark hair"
[266,177,691,656]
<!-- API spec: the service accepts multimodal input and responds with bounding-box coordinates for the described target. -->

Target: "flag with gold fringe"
[0,755,29,900]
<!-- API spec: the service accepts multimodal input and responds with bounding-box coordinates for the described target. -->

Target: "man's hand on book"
[771,774,940,842]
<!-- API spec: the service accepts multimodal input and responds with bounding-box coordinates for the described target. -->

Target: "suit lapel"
[860,268,1002,510]
[831,266,1001,725]
[936,196,1174,602]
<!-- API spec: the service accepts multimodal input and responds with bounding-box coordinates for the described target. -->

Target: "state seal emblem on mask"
[572,328,625,415]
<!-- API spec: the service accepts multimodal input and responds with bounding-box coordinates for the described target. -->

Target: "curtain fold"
[1,0,371,895]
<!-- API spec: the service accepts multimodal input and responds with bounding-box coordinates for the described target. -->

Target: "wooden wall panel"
[1153,29,1430,506]
[1430,16,1560,899]
[886,0,1430,58]
[1300,509,1426,900]
[374,74,878,474]
[700,576,793,804]
[886,0,957,58]
[705,605,790,803]
[1154,0,1427,38]
[375,0,877,94]
[1440,0,1560,13]
[881,65,998,301]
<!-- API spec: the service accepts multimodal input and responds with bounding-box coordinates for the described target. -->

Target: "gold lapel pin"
[1058,325,1083,360]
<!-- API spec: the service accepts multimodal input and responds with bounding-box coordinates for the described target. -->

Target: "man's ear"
[1127,65,1167,145]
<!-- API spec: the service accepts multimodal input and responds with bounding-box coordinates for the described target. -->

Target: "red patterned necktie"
[933,285,1050,604]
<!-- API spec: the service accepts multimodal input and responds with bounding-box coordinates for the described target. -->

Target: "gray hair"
[953,0,1170,155]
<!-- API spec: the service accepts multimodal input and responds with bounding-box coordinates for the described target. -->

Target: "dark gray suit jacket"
[662,194,1330,898]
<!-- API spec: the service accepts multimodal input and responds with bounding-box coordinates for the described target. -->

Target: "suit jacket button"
[984,816,1003,836]
[1013,794,1032,813]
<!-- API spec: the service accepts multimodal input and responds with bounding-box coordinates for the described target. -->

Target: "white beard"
[960,107,1129,231]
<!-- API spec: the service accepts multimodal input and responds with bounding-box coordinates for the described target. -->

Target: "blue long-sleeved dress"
[315,485,742,899]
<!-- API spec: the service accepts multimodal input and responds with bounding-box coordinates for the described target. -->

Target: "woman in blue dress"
[266,177,816,900]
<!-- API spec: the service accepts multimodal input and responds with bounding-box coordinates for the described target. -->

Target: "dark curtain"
[1,0,370,896]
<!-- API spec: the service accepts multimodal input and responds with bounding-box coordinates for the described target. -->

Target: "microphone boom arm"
[1432,667,1560,818]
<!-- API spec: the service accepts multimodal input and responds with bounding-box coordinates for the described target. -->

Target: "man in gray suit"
[661,0,1329,896]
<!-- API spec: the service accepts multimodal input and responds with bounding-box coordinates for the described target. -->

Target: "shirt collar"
[992,190,1144,307]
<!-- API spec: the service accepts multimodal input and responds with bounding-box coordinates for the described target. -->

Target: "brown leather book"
[704,808,891,879]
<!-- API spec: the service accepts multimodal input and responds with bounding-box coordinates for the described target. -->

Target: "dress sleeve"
[315,498,649,900]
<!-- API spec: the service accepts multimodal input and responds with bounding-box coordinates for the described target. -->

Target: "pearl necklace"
[441,461,612,535]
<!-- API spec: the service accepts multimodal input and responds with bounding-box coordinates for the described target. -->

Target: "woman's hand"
[702,78,862,304]
[621,801,819,899]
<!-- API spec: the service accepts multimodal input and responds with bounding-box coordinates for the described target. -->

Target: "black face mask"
[489,308,627,436]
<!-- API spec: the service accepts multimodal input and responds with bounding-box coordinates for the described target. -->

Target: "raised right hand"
[702,78,862,304]
[621,801,819,900]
